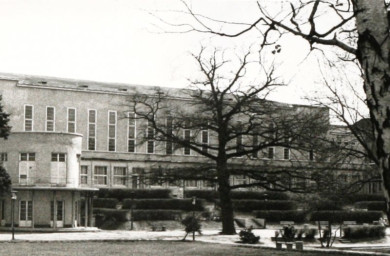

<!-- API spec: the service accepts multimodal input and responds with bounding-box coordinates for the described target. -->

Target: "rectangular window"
[67,108,76,133]
[128,112,136,153]
[283,148,290,160]
[166,116,173,155]
[147,121,154,154]
[267,147,274,159]
[0,153,7,162]
[309,150,315,161]
[201,129,208,153]
[80,166,88,185]
[20,153,35,161]
[51,153,66,162]
[236,134,244,154]
[94,166,108,185]
[185,180,197,188]
[50,201,63,221]
[20,200,33,221]
[108,111,117,152]
[24,105,33,131]
[88,110,97,150]
[113,167,127,186]
[46,106,55,132]
[184,129,191,155]
[252,135,258,158]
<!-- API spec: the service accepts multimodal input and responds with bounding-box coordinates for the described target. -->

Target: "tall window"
[201,129,208,153]
[108,111,117,152]
[19,153,35,184]
[166,116,173,155]
[94,166,108,185]
[80,166,88,185]
[67,108,76,133]
[128,112,136,153]
[113,167,127,186]
[236,134,244,154]
[267,147,274,159]
[252,135,258,158]
[283,138,290,160]
[51,153,66,184]
[0,153,7,162]
[309,150,315,161]
[24,105,33,131]
[88,110,97,150]
[183,121,191,155]
[147,121,154,154]
[46,107,55,132]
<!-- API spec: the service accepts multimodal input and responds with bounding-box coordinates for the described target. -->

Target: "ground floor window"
[113,167,127,186]
[19,200,33,227]
[94,166,108,185]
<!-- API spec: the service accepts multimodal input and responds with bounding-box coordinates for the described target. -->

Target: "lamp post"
[11,191,17,241]
[130,191,135,230]
[192,196,196,241]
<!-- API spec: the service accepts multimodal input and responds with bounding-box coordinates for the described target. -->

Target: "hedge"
[184,190,218,202]
[184,190,289,201]
[310,211,383,223]
[97,189,172,200]
[309,200,343,211]
[343,225,386,239]
[122,199,204,211]
[344,194,385,203]
[93,198,119,209]
[132,210,182,221]
[233,200,297,212]
[254,210,307,223]
[93,208,130,222]
[354,201,386,211]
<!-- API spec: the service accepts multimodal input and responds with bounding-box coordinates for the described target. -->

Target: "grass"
[0,241,348,256]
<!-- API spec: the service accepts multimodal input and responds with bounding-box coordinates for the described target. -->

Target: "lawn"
[0,241,347,256]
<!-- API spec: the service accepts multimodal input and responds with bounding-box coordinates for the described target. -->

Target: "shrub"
[181,215,202,234]
[122,199,204,211]
[93,208,130,222]
[233,200,297,212]
[309,200,343,211]
[97,189,172,200]
[345,194,386,203]
[184,190,218,202]
[281,225,296,240]
[343,225,386,239]
[93,198,119,209]
[239,228,260,244]
[132,210,181,221]
[354,201,386,211]
[254,210,307,223]
[310,211,383,223]
[231,191,289,200]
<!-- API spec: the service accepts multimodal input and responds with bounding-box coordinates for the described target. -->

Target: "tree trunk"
[354,1,390,219]
[217,159,236,234]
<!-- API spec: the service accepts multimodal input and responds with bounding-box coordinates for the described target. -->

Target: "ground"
[0,241,349,256]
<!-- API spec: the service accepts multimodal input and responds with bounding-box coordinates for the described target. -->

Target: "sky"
[0,0,362,106]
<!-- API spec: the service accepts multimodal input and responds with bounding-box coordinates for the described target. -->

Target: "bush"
[345,194,386,203]
[184,190,218,201]
[343,225,386,239]
[239,228,260,244]
[122,199,204,211]
[309,200,343,211]
[132,210,182,221]
[181,215,201,234]
[97,189,172,200]
[310,211,383,223]
[93,198,119,209]
[231,191,289,200]
[254,210,307,223]
[354,201,386,211]
[93,208,130,222]
[233,200,297,212]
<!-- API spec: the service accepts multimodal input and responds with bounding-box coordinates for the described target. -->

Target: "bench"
[280,221,295,225]
[343,221,357,225]
[276,241,303,251]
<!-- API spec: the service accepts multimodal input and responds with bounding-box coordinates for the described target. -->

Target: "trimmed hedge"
[343,225,386,239]
[254,210,307,223]
[93,198,119,209]
[355,201,386,211]
[344,194,385,203]
[122,199,204,211]
[184,190,218,202]
[310,200,343,211]
[184,190,289,201]
[310,211,383,223]
[233,200,297,212]
[94,208,130,222]
[132,210,182,221]
[97,189,172,200]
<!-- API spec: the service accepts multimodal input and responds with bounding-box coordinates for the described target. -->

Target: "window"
[50,201,63,221]
[234,175,247,185]
[20,153,35,161]
[128,112,136,153]
[309,150,315,161]
[80,166,88,185]
[94,166,108,185]
[20,201,33,221]
[184,129,191,155]
[67,108,76,133]
[51,153,66,162]
[267,147,274,159]
[113,167,127,186]
[0,153,7,162]
[46,106,55,132]
[283,138,290,160]
[236,134,244,154]
[88,110,97,150]
[201,129,208,153]
[108,111,117,152]
[166,116,173,155]
[147,121,154,154]
[24,105,33,131]
[185,180,197,188]
[252,135,258,158]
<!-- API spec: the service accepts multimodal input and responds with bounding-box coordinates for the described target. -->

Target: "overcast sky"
[0,0,361,105]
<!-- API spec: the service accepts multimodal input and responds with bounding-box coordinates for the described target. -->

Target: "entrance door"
[50,201,64,228]
[19,200,33,227]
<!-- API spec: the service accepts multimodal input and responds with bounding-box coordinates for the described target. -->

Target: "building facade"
[0,74,377,228]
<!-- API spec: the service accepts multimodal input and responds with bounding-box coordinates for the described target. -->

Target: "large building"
[0,74,376,228]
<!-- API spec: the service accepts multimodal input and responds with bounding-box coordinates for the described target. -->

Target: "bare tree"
[165,0,390,218]
[127,47,334,234]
